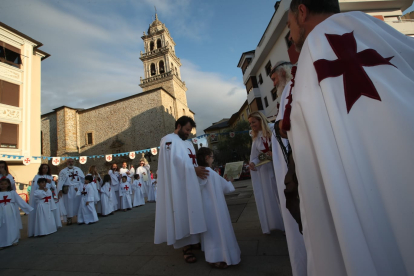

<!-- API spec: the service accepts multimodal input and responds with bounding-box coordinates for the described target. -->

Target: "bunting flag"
[52,157,60,166]
[249,130,253,137]
[105,154,113,162]
[79,156,87,164]
[129,152,136,159]
[229,132,235,138]
[192,138,198,144]
[151,147,158,155]
[23,157,31,166]
[210,133,216,140]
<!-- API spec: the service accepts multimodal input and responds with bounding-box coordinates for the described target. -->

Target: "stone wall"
[41,112,57,157]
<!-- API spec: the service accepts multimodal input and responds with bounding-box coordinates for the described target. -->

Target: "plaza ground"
[0,179,292,276]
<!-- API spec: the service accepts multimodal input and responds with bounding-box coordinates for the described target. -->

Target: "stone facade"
[41,15,195,176]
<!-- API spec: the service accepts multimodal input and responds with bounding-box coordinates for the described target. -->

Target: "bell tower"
[139,14,188,107]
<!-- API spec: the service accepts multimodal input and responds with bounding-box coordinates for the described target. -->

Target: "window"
[258,74,263,85]
[159,60,165,74]
[265,61,272,76]
[0,80,19,107]
[171,62,174,72]
[264,96,269,108]
[175,67,178,76]
[157,39,162,48]
[86,132,93,145]
[150,63,156,76]
[241,58,251,75]
[150,41,155,51]
[0,122,18,149]
[271,86,277,101]
[285,31,293,48]
[0,41,22,68]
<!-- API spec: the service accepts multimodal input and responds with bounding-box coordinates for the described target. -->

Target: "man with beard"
[270,62,307,276]
[154,116,209,263]
[58,158,84,225]
[284,0,414,275]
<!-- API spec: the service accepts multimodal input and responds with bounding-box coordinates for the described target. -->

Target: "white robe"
[28,175,62,237]
[271,81,307,276]
[0,191,33,247]
[86,173,102,214]
[154,133,206,248]
[99,183,113,215]
[0,174,15,190]
[250,126,284,234]
[199,168,241,265]
[58,167,85,218]
[119,182,132,209]
[132,180,145,207]
[33,189,58,236]
[108,170,120,210]
[136,166,150,197]
[76,184,98,224]
[147,179,156,202]
[288,12,414,276]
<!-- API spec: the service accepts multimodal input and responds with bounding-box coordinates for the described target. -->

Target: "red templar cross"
[188,149,196,165]
[24,158,31,164]
[80,157,86,163]
[313,31,396,113]
[81,188,87,196]
[43,196,51,203]
[53,159,59,165]
[0,195,11,205]
[124,185,129,191]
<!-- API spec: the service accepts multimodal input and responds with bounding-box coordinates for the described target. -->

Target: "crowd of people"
[0,159,157,249]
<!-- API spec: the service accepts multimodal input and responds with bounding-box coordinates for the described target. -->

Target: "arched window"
[157,39,162,48]
[175,67,178,76]
[150,41,155,51]
[151,63,156,76]
[159,60,165,74]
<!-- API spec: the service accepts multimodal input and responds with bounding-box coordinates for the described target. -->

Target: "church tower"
[139,14,189,109]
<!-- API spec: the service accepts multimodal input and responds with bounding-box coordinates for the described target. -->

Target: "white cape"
[289,11,414,276]
[154,133,206,246]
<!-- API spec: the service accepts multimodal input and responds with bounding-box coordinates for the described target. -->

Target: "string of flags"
[1,130,252,166]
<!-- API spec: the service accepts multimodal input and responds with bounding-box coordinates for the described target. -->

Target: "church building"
[41,14,194,174]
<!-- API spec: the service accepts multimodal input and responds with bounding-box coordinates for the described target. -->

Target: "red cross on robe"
[138,183,142,187]
[81,187,87,196]
[188,148,196,165]
[261,137,271,153]
[0,195,11,205]
[43,196,51,203]
[124,185,129,191]
[69,171,79,181]
[313,31,396,113]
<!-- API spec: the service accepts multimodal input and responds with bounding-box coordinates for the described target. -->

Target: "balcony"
[387,19,414,36]
[140,71,173,85]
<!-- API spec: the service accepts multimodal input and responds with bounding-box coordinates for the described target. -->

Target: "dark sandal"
[191,243,202,250]
[209,262,228,269]
[183,248,197,263]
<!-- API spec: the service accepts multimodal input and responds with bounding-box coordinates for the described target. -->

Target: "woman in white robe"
[76,176,98,225]
[196,147,241,268]
[32,179,59,236]
[119,176,132,210]
[29,164,62,237]
[248,111,284,234]
[100,175,114,216]
[0,178,33,248]
[132,175,145,207]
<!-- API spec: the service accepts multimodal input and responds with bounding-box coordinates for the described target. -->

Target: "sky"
[1,0,413,137]
[0,0,278,136]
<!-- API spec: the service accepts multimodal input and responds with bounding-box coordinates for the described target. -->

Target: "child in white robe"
[147,175,156,202]
[0,178,33,248]
[132,174,145,207]
[76,175,98,225]
[32,178,59,237]
[196,147,241,268]
[119,175,132,211]
[150,176,157,202]
[100,175,114,216]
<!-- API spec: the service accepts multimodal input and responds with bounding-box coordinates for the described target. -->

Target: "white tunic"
[0,191,33,247]
[58,167,84,217]
[199,168,241,265]
[136,166,150,197]
[99,183,113,216]
[250,127,284,234]
[119,182,132,209]
[147,178,156,202]
[272,82,308,276]
[33,189,58,236]
[108,169,120,210]
[132,180,145,207]
[154,133,206,247]
[76,184,98,224]
[288,12,414,276]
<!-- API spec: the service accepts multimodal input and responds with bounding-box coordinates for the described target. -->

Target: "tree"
[215,120,251,165]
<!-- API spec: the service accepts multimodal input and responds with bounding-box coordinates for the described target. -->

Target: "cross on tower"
[0,195,11,205]
[313,31,395,113]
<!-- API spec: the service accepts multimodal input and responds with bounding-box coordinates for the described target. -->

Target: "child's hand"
[224,174,234,182]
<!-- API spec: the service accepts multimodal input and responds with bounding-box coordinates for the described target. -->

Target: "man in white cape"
[285,1,414,275]
[270,62,307,276]
[154,116,209,263]
[58,158,85,225]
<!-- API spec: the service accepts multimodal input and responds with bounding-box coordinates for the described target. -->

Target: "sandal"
[183,247,197,263]
[209,262,228,269]
[191,243,202,250]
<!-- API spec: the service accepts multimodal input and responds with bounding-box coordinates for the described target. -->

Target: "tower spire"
[154,6,158,20]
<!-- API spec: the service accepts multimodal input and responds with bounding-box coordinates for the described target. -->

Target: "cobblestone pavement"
[0,178,292,276]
